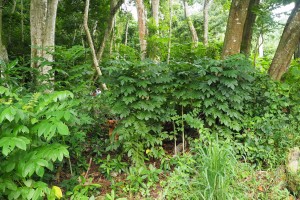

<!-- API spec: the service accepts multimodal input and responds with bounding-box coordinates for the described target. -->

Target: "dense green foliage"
[100,54,300,167]
[1,0,300,198]
[0,88,73,199]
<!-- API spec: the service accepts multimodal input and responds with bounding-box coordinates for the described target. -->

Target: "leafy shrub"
[234,73,300,167]
[101,54,300,168]
[103,59,174,165]
[0,87,76,199]
[101,55,260,165]
[171,54,255,132]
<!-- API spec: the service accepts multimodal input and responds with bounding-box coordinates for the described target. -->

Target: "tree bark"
[151,0,159,28]
[268,2,300,81]
[96,0,123,62]
[0,0,8,63]
[203,0,213,46]
[167,0,173,64]
[84,0,107,90]
[240,0,260,56]
[222,0,251,58]
[109,17,116,55]
[136,0,147,59]
[30,0,58,78]
[183,0,198,48]
[295,42,300,59]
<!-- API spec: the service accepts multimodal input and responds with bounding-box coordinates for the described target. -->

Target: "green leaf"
[0,106,16,122]
[35,166,45,177]
[31,118,38,124]
[37,159,48,167]
[64,111,71,121]
[37,122,50,137]
[23,162,35,177]
[14,137,28,151]
[0,137,15,156]
[5,162,16,172]
[23,179,33,187]
[57,122,69,135]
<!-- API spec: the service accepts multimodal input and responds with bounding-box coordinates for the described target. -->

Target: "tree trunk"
[0,0,8,63]
[222,0,251,58]
[203,0,212,46]
[268,2,300,81]
[240,0,260,56]
[167,0,173,64]
[183,0,198,48]
[295,42,300,59]
[151,0,159,28]
[96,0,123,62]
[84,0,107,90]
[30,0,58,79]
[136,0,147,59]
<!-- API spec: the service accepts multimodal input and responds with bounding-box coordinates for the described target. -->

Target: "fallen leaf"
[258,185,264,192]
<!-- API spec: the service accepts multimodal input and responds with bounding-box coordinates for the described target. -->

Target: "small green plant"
[105,190,127,200]
[97,155,128,179]
[123,164,162,197]
[65,176,101,200]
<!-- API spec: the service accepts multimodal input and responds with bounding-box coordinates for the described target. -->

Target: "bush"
[0,87,76,199]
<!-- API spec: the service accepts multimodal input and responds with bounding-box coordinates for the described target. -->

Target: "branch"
[111,0,124,16]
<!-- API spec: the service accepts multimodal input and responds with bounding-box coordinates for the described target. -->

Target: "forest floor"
[57,130,295,200]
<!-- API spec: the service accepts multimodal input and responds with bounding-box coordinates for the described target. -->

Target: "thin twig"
[68,157,73,176]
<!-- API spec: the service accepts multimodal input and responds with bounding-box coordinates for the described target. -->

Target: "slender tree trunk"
[151,0,159,28]
[258,33,263,57]
[96,0,123,62]
[0,0,8,63]
[11,0,16,14]
[253,32,263,67]
[222,0,251,58]
[21,0,24,42]
[30,0,58,80]
[109,17,116,55]
[83,0,107,90]
[183,0,198,48]
[136,0,147,59]
[167,0,173,64]
[124,20,129,46]
[268,2,300,81]
[203,0,212,46]
[240,0,260,56]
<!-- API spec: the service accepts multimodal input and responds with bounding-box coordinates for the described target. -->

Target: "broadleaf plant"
[0,86,76,200]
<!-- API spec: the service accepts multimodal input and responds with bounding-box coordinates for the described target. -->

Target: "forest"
[1,0,300,199]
